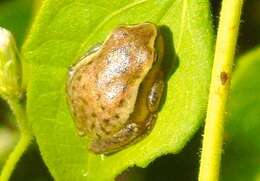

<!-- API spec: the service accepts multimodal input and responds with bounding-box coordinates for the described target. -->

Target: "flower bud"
[0,27,22,98]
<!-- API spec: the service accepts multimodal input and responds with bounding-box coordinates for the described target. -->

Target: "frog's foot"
[89,114,156,154]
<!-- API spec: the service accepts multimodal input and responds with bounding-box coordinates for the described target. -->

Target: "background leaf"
[22,0,214,180]
[0,0,34,47]
[0,0,34,170]
[222,47,260,181]
[10,143,53,181]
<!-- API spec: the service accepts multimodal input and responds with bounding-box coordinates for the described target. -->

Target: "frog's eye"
[147,78,164,112]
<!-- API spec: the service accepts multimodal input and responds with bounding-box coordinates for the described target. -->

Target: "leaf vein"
[78,0,149,52]
[176,0,188,52]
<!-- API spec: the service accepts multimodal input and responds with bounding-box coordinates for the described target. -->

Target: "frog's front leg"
[90,71,164,154]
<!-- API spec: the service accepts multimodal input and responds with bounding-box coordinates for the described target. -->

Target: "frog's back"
[68,24,158,139]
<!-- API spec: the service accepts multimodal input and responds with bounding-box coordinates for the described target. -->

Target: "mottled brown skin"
[67,23,164,154]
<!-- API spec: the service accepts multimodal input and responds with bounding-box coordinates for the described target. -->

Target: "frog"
[67,23,165,154]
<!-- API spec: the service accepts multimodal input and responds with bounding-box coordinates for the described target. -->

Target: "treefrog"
[67,23,165,154]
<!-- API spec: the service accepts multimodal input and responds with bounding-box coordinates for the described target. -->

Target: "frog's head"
[103,23,164,66]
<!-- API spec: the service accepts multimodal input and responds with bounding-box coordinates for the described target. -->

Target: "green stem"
[198,0,244,181]
[0,95,32,181]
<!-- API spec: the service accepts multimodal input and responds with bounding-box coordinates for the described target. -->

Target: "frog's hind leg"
[89,123,139,154]
[89,114,156,154]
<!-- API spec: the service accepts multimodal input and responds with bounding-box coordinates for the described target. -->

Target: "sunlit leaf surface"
[22,0,214,180]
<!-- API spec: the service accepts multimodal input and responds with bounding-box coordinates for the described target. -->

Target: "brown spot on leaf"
[220,72,229,85]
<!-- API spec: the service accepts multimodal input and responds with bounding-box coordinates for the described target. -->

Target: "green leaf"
[22,0,214,180]
[222,47,260,181]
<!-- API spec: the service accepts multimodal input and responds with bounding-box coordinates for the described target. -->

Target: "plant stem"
[0,133,31,181]
[198,0,244,181]
[0,95,32,181]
